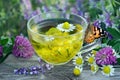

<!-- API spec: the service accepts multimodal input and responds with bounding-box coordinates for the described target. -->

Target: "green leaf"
[107,39,120,53]
[93,47,102,51]
[69,0,76,4]
[107,39,116,46]
[106,27,120,39]
[89,8,103,20]
[102,37,109,43]
[113,43,120,53]
[117,58,120,64]
[3,44,13,54]
[0,37,9,46]
[11,37,15,44]
[0,52,11,63]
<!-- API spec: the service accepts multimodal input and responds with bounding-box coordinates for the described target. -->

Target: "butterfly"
[84,23,105,43]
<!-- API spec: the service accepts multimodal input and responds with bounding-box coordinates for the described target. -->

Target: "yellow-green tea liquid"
[28,19,84,65]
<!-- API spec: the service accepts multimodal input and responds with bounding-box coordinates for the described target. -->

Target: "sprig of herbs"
[0,36,14,63]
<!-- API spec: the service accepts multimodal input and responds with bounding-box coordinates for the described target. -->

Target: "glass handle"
[80,39,101,54]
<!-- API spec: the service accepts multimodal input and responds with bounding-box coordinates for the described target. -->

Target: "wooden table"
[0,54,120,80]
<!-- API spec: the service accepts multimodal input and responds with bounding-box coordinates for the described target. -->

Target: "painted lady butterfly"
[85,23,105,43]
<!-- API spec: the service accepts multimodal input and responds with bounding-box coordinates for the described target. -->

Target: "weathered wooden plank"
[0,54,120,80]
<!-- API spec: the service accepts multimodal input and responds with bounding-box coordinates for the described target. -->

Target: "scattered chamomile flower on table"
[86,54,95,65]
[73,66,83,76]
[101,65,115,76]
[90,64,99,74]
[73,54,84,67]
[56,22,76,32]
[85,46,118,77]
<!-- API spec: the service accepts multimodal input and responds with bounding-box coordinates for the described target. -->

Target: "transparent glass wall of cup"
[27,11,88,65]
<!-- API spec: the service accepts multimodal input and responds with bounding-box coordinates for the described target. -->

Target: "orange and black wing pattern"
[85,24,105,43]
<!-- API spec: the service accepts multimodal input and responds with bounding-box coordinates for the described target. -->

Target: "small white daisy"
[90,64,99,74]
[101,65,115,76]
[44,36,54,41]
[112,48,120,58]
[56,22,76,32]
[86,54,95,65]
[73,54,84,67]
[73,66,83,76]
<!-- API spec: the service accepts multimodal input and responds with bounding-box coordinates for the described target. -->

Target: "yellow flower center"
[73,68,81,76]
[76,57,83,65]
[91,50,97,56]
[62,22,70,29]
[88,57,94,64]
[91,65,95,72]
[103,66,111,74]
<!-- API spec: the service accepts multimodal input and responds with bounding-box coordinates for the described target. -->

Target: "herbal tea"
[28,19,84,65]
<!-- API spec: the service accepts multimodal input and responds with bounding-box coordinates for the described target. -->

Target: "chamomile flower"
[90,64,99,74]
[56,22,76,32]
[101,65,115,76]
[73,54,84,67]
[44,36,54,41]
[86,54,95,65]
[73,66,83,76]
[91,50,97,56]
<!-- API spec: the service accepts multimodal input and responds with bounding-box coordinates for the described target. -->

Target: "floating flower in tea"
[56,22,76,32]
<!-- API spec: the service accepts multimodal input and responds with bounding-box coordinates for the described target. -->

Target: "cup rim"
[27,11,88,37]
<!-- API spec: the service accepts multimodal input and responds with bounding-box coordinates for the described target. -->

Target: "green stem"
[0,52,11,63]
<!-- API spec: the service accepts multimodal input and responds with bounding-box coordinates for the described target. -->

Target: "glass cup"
[27,11,88,65]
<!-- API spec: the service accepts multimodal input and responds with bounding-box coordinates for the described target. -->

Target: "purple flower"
[77,10,84,17]
[93,20,100,28]
[24,10,39,20]
[107,32,113,40]
[21,0,32,11]
[38,58,54,70]
[105,13,112,27]
[12,35,34,58]
[42,6,50,13]
[0,46,3,57]
[37,0,43,3]
[45,64,54,70]
[14,66,42,75]
[70,7,78,14]
[95,47,117,66]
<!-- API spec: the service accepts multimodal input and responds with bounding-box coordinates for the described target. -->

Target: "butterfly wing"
[84,24,95,43]
[84,23,105,43]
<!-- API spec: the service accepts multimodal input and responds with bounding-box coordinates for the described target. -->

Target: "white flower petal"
[56,22,76,32]
[101,65,115,77]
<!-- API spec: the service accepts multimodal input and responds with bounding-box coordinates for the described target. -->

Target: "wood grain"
[0,54,120,80]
